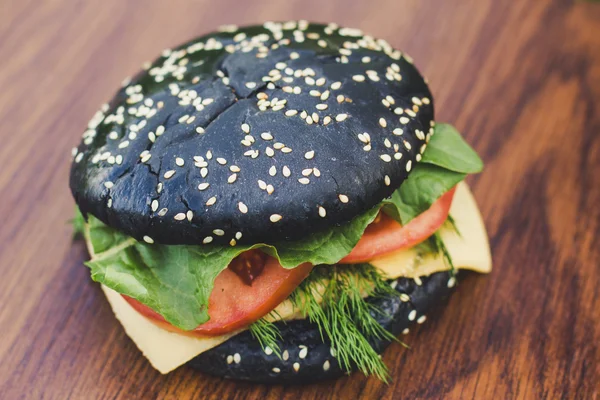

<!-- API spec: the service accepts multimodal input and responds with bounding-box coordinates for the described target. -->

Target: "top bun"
[70,21,434,245]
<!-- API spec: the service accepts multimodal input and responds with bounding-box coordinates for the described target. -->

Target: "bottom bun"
[188,271,456,384]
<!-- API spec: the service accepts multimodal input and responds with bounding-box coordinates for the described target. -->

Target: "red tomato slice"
[340,187,457,264]
[124,253,312,337]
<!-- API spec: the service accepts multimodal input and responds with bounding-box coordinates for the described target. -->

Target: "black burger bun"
[188,271,454,384]
[70,22,434,246]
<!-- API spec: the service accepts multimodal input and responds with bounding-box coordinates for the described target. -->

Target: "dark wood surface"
[1,0,599,399]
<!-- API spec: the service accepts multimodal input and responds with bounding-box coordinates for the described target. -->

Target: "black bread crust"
[187,271,454,383]
[70,22,433,245]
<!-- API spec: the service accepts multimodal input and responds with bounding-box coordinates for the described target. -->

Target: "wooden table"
[1,0,599,398]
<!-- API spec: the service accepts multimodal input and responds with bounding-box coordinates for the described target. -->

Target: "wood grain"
[0,0,599,399]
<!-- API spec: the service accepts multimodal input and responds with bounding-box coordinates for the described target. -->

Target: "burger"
[70,21,491,383]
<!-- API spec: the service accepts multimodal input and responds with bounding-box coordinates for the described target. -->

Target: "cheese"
[100,182,491,374]
[369,182,492,277]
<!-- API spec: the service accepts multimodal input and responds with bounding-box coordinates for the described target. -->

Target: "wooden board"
[0,0,599,398]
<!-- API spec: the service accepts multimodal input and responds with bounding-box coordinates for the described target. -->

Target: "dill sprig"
[249,316,283,358]
[289,264,400,382]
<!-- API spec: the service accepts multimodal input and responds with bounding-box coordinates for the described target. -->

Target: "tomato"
[124,251,312,336]
[340,187,457,263]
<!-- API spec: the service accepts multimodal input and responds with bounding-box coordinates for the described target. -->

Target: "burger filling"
[74,123,486,380]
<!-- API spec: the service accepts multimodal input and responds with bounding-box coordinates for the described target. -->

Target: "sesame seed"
[266,185,274,194]
[298,177,310,184]
[157,183,163,193]
[151,200,159,211]
[238,202,248,213]
[261,132,273,140]
[206,196,217,206]
[104,181,114,189]
[272,367,281,374]
[406,109,416,117]
[293,362,300,372]
[323,360,330,372]
[384,175,391,186]
[417,315,427,324]
[400,117,410,124]
[394,108,404,115]
[203,236,213,244]
[335,113,348,122]
[216,157,227,165]
[264,346,273,356]
[394,153,403,160]
[213,229,225,236]
[198,182,210,191]
[302,168,313,176]
[338,194,349,203]
[304,150,315,160]
[186,210,193,221]
[402,328,410,335]
[258,180,267,190]
[283,166,291,177]
[323,116,332,125]
[200,168,208,178]
[175,157,184,166]
[406,160,413,171]
[384,138,392,148]
[447,277,456,288]
[331,81,342,90]
[241,123,250,133]
[400,293,410,302]
[422,97,431,105]
[318,206,326,218]
[164,170,175,179]
[270,214,282,223]
[143,235,154,244]
[316,103,328,110]
[412,97,422,106]
[228,174,237,183]
[196,127,205,134]
[282,350,289,360]
[118,141,129,149]
[379,118,387,128]
[156,126,165,135]
[306,115,313,124]
[269,166,277,176]
[336,94,345,103]
[352,75,365,82]
[174,213,186,221]
[380,154,392,162]
[313,167,321,177]
[393,128,403,136]
[230,165,240,172]
[141,154,151,163]
[245,82,257,89]
[285,109,298,116]
[158,208,168,216]
[235,232,242,240]
[408,310,417,321]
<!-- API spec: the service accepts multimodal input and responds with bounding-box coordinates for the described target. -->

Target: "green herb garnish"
[249,318,282,358]
[289,264,402,382]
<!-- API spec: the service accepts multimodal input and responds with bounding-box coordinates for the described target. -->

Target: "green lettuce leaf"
[83,206,379,330]
[78,123,482,331]
[421,123,483,173]
[382,164,466,224]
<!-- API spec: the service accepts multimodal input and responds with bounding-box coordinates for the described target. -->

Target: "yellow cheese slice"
[370,182,492,277]
[100,182,491,374]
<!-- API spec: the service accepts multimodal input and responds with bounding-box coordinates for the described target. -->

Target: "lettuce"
[76,123,482,330]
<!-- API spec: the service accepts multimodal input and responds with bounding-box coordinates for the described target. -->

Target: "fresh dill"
[289,264,401,382]
[249,317,283,358]
[446,214,461,237]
